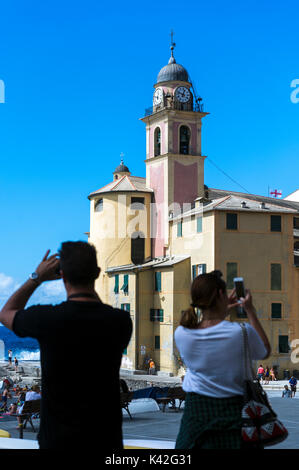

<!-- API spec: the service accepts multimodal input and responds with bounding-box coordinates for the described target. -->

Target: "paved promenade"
[122,393,299,449]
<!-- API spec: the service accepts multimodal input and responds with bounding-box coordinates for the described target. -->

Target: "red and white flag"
[269,189,282,198]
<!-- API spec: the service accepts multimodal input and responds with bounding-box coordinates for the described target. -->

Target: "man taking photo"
[0,241,132,450]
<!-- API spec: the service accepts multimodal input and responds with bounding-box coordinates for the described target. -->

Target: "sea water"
[0,326,40,361]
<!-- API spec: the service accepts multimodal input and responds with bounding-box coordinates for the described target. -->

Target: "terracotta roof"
[88,175,153,199]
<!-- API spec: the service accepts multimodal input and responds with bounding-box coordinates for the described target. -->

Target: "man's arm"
[0,250,60,331]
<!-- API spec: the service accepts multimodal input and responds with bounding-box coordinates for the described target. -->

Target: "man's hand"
[35,250,61,283]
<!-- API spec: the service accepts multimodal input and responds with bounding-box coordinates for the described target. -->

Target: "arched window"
[154,127,161,156]
[131,232,145,265]
[179,126,190,155]
[95,198,103,212]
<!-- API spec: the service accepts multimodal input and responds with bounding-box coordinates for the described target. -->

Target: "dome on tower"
[114,161,130,173]
[156,51,189,84]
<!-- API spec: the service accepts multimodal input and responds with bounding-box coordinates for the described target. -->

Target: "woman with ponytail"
[175,270,271,449]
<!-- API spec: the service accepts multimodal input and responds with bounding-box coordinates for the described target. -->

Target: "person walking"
[0,241,132,450]
[289,376,297,398]
[14,357,18,372]
[264,366,270,385]
[257,364,265,383]
[148,359,156,375]
[7,350,12,366]
[174,270,271,449]
[270,367,277,381]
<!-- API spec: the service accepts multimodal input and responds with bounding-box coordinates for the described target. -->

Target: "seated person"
[282,385,292,398]
[0,386,11,412]
[9,385,41,424]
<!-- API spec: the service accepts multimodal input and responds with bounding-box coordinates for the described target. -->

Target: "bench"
[120,392,133,419]
[11,399,41,439]
[155,387,186,412]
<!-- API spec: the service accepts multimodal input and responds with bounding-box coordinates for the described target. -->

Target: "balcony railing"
[144,100,204,117]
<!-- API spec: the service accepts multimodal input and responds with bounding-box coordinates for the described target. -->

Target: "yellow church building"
[87,43,299,378]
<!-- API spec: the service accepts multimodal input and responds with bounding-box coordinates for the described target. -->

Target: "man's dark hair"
[58,241,100,286]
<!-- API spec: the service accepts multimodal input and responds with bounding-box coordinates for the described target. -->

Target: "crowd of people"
[256,365,277,384]
[0,383,41,426]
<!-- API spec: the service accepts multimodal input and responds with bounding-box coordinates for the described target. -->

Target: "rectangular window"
[279,335,289,354]
[155,335,160,349]
[121,303,130,312]
[197,217,202,233]
[197,264,206,275]
[177,220,183,237]
[294,217,299,229]
[227,262,238,289]
[271,303,282,319]
[114,274,119,294]
[155,271,162,292]
[150,309,163,322]
[131,197,145,210]
[271,215,281,232]
[271,264,281,290]
[226,213,238,230]
[121,274,129,294]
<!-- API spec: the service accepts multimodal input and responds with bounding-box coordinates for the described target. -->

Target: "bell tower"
[141,37,208,257]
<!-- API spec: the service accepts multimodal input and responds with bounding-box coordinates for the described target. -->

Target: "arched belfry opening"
[154,127,161,156]
[179,125,191,155]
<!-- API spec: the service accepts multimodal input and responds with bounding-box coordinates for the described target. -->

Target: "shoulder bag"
[239,322,288,447]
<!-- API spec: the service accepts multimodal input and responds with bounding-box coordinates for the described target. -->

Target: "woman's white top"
[175,321,267,398]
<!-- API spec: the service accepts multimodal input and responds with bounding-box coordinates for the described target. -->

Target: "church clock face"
[153,87,163,105]
[175,86,191,103]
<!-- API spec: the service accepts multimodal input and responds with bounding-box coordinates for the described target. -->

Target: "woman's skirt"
[175,392,244,449]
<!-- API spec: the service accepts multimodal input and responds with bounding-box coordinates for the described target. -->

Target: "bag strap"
[239,323,255,381]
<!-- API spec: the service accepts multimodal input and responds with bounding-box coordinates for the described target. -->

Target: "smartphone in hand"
[234,277,245,299]
[233,277,246,317]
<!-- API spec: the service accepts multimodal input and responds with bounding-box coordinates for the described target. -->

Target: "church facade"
[87,45,299,378]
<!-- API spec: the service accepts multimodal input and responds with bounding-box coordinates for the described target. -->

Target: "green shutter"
[227,262,238,289]
[155,272,161,291]
[177,221,182,237]
[159,309,164,322]
[197,217,202,233]
[155,335,160,349]
[121,274,129,293]
[271,264,281,290]
[121,303,130,312]
[114,274,119,294]
[192,265,197,280]
[198,264,206,275]
[150,309,155,321]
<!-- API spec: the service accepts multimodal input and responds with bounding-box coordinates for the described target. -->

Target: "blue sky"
[0,0,298,306]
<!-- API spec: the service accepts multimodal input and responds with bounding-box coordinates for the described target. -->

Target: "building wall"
[216,210,299,376]
[89,191,152,303]
[169,211,215,271]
